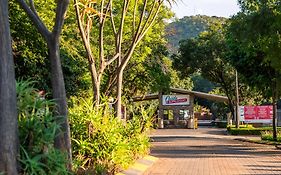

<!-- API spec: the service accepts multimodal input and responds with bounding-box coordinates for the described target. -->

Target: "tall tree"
[15,0,72,165]
[0,0,19,174]
[74,0,174,118]
[227,0,281,141]
[173,21,237,119]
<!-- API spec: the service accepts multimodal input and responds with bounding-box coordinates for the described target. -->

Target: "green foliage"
[173,20,237,118]
[226,14,277,98]
[173,20,235,86]
[227,125,280,135]
[226,0,281,98]
[17,80,69,175]
[166,15,226,53]
[227,124,254,129]
[10,0,91,96]
[261,130,281,142]
[109,4,175,97]
[69,97,153,174]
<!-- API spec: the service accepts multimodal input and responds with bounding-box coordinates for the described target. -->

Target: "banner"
[240,105,273,123]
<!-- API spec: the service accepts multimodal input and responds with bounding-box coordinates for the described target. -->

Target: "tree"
[75,0,174,118]
[122,44,172,97]
[9,1,90,97]
[15,0,72,165]
[173,21,237,119]
[0,0,19,174]
[226,0,281,141]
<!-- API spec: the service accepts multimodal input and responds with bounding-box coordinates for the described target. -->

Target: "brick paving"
[144,128,281,175]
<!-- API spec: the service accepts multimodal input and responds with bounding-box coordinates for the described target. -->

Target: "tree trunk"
[116,69,123,119]
[0,1,19,174]
[225,93,235,122]
[272,81,278,142]
[89,63,100,106]
[94,81,100,106]
[229,101,235,122]
[47,38,72,169]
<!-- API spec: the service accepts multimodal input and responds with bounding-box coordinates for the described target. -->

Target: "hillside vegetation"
[166,15,226,53]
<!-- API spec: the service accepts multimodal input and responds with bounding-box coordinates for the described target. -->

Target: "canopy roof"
[133,87,228,103]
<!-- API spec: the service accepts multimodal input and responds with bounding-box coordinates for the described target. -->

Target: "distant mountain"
[165,15,226,53]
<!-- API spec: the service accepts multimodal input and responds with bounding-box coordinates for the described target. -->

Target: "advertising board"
[162,95,190,106]
[240,105,273,123]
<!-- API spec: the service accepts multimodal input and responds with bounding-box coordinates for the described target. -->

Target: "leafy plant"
[227,125,281,135]
[261,131,281,142]
[70,97,153,174]
[17,80,70,174]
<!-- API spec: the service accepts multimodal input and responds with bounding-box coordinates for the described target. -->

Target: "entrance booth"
[159,92,194,128]
[133,88,228,129]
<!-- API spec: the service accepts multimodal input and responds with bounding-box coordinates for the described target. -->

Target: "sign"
[240,105,273,123]
[162,95,190,106]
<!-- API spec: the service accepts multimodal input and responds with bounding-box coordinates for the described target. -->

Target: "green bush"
[261,131,281,142]
[227,124,254,130]
[69,97,153,174]
[227,125,279,135]
[17,80,70,174]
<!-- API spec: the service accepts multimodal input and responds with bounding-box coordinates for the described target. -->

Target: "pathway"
[144,127,281,175]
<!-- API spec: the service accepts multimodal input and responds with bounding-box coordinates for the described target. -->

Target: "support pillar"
[158,91,164,128]
[173,109,180,127]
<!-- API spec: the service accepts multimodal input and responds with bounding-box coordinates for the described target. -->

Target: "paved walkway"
[144,127,281,175]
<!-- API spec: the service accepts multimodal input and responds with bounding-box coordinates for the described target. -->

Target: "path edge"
[116,155,158,175]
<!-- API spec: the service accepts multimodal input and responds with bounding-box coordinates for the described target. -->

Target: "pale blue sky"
[171,0,241,18]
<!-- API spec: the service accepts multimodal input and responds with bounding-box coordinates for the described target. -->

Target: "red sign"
[244,105,273,123]
[244,106,256,120]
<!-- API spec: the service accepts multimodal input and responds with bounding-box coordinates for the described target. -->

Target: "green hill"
[165,15,226,53]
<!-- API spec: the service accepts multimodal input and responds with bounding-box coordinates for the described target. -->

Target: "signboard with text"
[162,95,190,106]
[240,105,273,123]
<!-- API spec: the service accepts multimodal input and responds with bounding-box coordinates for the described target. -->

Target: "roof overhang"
[170,88,228,103]
[132,88,229,103]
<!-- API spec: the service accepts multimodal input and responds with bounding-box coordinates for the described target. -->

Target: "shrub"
[261,131,281,142]
[227,124,280,135]
[69,97,153,174]
[17,80,70,174]
[227,124,254,130]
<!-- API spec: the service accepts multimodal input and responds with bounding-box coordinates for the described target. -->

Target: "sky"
[171,0,241,18]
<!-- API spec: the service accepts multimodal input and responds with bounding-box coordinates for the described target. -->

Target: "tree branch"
[74,0,97,76]
[137,1,163,43]
[135,0,157,40]
[133,0,139,35]
[110,0,117,35]
[106,53,119,66]
[16,0,51,39]
[53,0,70,38]
[118,1,163,73]
[133,0,147,43]
[28,0,37,13]
[116,0,130,65]
[99,0,111,75]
